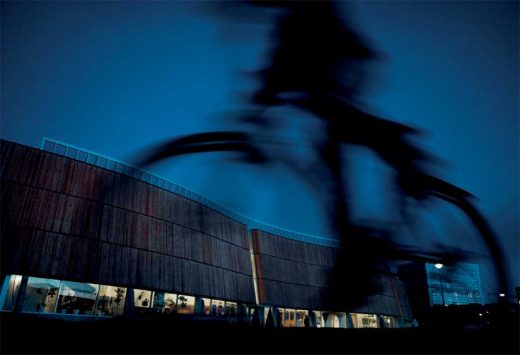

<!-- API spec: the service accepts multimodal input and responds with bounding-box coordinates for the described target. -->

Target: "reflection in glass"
[225,302,237,317]
[246,306,255,322]
[351,313,378,328]
[95,285,126,316]
[383,315,395,328]
[163,293,177,313]
[281,308,296,327]
[202,298,211,315]
[211,299,225,317]
[134,289,152,308]
[176,295,195,314]
[322,312,341,328]
[296,310,309,327]
[23,277,61,313]
[56,281,99,315]
[152,291,165,312]
[1,275,22,311]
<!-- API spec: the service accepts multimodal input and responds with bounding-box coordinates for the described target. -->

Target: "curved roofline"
[41,137,340,248]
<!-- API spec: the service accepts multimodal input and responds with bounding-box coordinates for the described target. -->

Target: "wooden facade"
[0,140,256,304]
[252,229,413,319]
[1,139,413,321]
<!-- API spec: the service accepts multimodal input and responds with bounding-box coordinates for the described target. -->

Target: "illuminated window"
[163,293,178,313]
[0,275,22,311]
[23,277,61,313]
[95,285,126,316]
[314,311,323,328]
[176,295,195,315]
[351,313,378,328]
[263,307,271,325]
[151,292,165,311]
[295,310,309,327]
[322,312,340,328]
[211,299,225,316]
[382,316,395,328]
[282,309,296,327]
[202,298,211,315]
[56,281,99,315]
[134,289,152,308]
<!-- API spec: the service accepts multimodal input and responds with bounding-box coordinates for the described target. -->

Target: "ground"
[1,313,518,354]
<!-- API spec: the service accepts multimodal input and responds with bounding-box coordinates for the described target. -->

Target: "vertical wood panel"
[0,140,257,303]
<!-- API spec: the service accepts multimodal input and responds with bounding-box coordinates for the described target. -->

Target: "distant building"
[425,263,482,306]
[398,262,483,318]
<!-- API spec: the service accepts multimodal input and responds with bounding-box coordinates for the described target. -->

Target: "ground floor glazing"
[0,274,402,328]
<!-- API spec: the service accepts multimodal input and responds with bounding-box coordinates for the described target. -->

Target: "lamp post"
[434,263,446,306]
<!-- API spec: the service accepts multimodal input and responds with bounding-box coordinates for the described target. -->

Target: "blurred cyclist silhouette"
[130,0,507,310]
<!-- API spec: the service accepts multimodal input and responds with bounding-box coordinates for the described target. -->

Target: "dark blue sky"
[1,1,518,301]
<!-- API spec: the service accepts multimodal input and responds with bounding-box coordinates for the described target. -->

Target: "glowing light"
[434,263,444,269]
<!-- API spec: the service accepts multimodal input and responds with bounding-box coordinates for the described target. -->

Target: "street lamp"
[434,263,446,306]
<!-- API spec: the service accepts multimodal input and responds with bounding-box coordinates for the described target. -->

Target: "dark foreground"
[1,313,518,354]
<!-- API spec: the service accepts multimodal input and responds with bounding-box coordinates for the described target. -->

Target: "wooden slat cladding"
[256,254,331,288]
[253,230,338,267]
[2,225,102,283]
[0,140,255,303]
[1,141,250,250]
[252,229,411,317]
[252,230,332,308]
[261,279,324,310]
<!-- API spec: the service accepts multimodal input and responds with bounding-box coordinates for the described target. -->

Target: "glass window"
[1,275,22,311]
[95,285,126,316]
[176,295,195,315]
[163,293,177,313]
[326,312,337,328]
[314,311,323,328]
[282,309,296,327]
[55,144,67,156]
[76,151,88,162]
[151,291,165,311]
[43,141,56,152]
[263,307,271,324]
[351,313,378,328]
[23,277,61,313]
[116,163,127,174]
[202,298,211,315]
[106,160,117,171]
[246,306,255,321]
[134,289,152,308]
[383,316,395,328]
[86,154,98,165]
[225,302,237,317]
[211,299,225,317]
[56,281,99,315]
[65,148,78,159]
[96,157,107,168]
[296,310,309,327]
[332,313,341,328]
